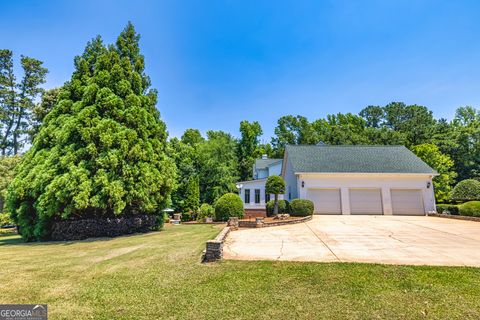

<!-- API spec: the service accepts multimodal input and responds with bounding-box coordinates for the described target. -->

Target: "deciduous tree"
[411,144,456,202]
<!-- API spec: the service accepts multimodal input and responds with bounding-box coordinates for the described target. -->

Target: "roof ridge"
[286,144,406,148]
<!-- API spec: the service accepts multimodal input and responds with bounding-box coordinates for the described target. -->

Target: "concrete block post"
[382,187,393,215]
[341,187,351,215]
[227,217,239,230]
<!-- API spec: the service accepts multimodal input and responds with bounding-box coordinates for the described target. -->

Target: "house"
[238,145,437,215]
[236,155,284,214]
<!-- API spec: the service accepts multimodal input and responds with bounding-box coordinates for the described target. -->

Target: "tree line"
[171,102,479,211]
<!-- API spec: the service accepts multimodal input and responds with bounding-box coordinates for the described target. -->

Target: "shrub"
[459,201,480,217]
[154,213,165,231]
[436,204,459,215]
[266,200,290,216]
[197,203,215,222]
[451,179,480,202]
[214,193,244,221]
[290,199,314,216]
[181,212,192,222]
[163,212,170,224]
[0,212,13,227]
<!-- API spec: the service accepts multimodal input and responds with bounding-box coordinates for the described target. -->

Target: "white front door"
[307,188,342,214]
[391,189,425,215]
[349,188,383,215]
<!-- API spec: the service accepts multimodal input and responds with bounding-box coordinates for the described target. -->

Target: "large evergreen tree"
[7,23,175,241]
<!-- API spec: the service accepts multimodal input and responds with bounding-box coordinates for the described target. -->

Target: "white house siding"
[282,155,298,201]
[238,179,284,210]
[268,162,283,176]
[256,168,269,179]
[296,173,435,215]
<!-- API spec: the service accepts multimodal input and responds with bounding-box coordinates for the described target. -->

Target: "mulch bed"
[239,216,306,223]
[429,213,480,222]
[181,221,226,225]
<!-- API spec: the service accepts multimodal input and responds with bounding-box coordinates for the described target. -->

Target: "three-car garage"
[283,145,437,216]
[306,187,427,216]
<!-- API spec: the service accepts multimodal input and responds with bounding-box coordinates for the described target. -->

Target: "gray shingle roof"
[285,145,437,174]
[254,158,282,170]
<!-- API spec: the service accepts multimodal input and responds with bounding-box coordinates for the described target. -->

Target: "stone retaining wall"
[50,215,158,241]
[429,213,480,222]
[203,226,231,262]
[238,215,312,228]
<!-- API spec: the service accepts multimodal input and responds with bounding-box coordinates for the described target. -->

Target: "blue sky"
[1,1,480,140]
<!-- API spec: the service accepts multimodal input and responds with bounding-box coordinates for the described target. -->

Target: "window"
[255,189,261,204]
[244,189,250,203]
[265,191,270,203]
[288,186,291,200]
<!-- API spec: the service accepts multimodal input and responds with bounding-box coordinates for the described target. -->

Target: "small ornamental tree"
[7,23,175,241]
[265,175,286,215]
[451,179,480,203]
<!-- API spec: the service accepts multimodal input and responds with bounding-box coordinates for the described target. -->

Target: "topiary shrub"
[266,200,290,216]
[290,199,314,217]
[451,179,480,202]
[214,193,244,221]
[197,203,215,222]
[265,175,286,215]
[436,204,459,215]
[459,201,480,217]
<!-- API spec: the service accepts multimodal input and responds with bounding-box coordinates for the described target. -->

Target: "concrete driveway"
[224,215,480,267]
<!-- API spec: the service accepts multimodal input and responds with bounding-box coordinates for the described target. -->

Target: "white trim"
[237,178,268,184]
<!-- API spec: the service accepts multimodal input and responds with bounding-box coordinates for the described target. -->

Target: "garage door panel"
[350,189,383,215]
[307,189,341,214]
[391,189,424,215]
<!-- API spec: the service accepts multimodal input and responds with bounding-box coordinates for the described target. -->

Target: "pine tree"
[0,50,47,155]
[7,23,175,241]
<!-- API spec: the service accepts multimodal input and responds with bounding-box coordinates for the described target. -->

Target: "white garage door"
[349,189,383,215]
[307,189,342,214]
[391,189,425,215]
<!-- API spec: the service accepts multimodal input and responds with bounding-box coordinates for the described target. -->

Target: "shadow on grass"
[0,234,24,245]
[0,229,165,246]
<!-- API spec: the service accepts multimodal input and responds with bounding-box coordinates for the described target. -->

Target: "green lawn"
[1,225,479,319]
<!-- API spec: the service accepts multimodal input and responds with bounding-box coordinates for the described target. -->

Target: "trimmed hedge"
[290,199,314,217]
[459,201,480,217]
[266,200,290,216]
[214,193,244,221]
[451,179,480,202]
[436,204,459,215]
[50,214,159,241]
